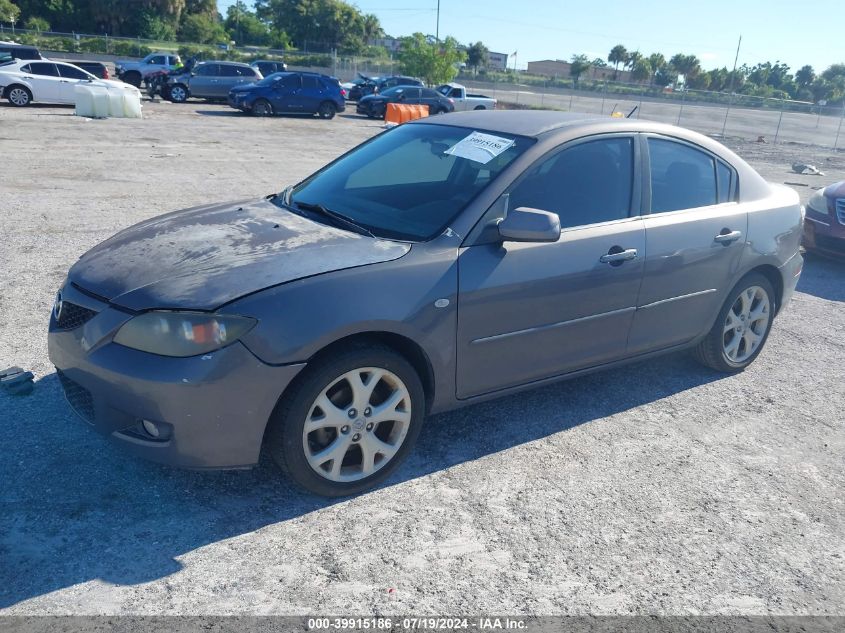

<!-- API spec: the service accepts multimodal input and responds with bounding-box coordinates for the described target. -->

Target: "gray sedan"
[49,111,804,496]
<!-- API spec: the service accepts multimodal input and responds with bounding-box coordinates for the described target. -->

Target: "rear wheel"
[168,83,188,103]
[267,343,425,496]
[693,273,775,372]
[122,71,142,88]
[6,85,31,107]
[317,101,336,119]
[251,98,273,116]
[473,105,486,110]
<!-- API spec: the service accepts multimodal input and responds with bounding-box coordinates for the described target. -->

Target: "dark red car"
[804,181,845,257]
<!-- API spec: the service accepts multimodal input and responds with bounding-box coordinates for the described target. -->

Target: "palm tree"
[608,44,627,79]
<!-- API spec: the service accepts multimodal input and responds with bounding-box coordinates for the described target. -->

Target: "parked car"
[167,61,262,103]
[49,112,803,496]
[347,74,423,101]
[436,82,496,110]
[250,59,288,76]
[0,59,139,107]
[116,52,181,87]
[356,85,454,118]
[0,43,41,62]
[340,76,367,98]
[59,59,110,79]
[228,71,345,118]
[803,182,845,257]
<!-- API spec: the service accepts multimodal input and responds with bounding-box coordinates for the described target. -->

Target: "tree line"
[587,44,845,104]
[0,0,388,54]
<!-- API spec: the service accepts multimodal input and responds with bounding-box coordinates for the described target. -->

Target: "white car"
[0,59,140,107]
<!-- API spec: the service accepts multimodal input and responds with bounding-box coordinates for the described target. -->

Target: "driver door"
[456,135,645,398]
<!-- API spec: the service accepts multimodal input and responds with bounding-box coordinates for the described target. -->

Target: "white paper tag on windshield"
[444,131,515,164]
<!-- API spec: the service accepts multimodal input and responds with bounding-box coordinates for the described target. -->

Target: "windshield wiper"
[292,199,376,238]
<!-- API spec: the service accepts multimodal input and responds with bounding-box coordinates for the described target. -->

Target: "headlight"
[113,311,257,357]
[807,189,830,215]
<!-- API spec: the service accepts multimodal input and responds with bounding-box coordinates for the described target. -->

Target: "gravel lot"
[0,101,843,616]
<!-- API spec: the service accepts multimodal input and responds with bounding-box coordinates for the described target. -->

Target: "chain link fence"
[457,75,845,150]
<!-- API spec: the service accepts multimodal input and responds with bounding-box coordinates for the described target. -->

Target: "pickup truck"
[115,52,181,87]
[435,82,496,110]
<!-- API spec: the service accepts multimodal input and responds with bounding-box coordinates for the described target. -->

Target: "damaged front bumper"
[47,282,305,469]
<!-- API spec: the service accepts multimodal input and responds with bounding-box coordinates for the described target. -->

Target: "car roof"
[411,110,630,137]
[198,60,251,67]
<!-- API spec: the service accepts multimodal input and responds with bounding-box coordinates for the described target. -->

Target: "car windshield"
[256,72,285,86]
[285,123,534,241]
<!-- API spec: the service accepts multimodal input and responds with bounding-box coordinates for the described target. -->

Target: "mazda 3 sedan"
[49,111,804,496]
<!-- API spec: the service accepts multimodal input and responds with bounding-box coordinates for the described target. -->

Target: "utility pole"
[721,35,742,137]
[435,0,440,42]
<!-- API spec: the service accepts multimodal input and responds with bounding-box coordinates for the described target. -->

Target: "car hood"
[68,198,411,311]
[230,82,260,93]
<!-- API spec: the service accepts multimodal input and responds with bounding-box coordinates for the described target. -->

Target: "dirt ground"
[0,101,843,616]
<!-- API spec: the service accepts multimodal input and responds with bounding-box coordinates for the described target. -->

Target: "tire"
[6,85,32,107]
[122,71,142,88]
[317,101,336,119]
[168,83,189,103]
[251,98,273,116]
[693,272,776,373]
[266,343,426,497]
[473,105,486,110]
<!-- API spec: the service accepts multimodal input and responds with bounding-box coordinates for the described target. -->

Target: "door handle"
[714,229,742,245]
[600,247,638,264]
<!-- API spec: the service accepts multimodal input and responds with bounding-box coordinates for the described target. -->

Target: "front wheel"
[251,98,273,116]
[6,85,32,107]
[317,101,336,119]
[693,273,775,372]
[168,83,188,103]
[267,344,425,496]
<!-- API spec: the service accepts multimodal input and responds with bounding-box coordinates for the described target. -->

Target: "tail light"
[341,88,347,97]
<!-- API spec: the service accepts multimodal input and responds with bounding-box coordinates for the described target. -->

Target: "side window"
[648,138,717,212]
[20,64,31,73]
[716,161,735,203]
[29,62,59,76]
[422,89,439,99]
[58,64,90,80]
[149,55,166,65]
[449,88,461,98]
[279,74,301,89]
[218,65,240,77]
[194,64,213,76]
[509,137,635,229]
[302,75,319,89]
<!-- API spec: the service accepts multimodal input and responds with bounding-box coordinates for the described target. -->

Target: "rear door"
[217,64,244,95]
[188,63,219,98]
[21,62,61,102]
[275,73,303,111]
[457,134,645,398]
[298,74,323,112]
[627,135,746,354]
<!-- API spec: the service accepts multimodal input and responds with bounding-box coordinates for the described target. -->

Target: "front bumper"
[48,283,305,469]
[803,216,845,258]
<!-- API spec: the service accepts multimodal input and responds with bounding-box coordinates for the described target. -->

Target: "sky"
[217,0,843,73]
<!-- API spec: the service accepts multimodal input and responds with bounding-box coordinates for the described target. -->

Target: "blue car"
[228,71,346,119]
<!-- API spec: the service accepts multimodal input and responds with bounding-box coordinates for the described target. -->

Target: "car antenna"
[626,105,638,118]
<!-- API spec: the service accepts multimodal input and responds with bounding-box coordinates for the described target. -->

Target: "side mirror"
[498,207,560,243]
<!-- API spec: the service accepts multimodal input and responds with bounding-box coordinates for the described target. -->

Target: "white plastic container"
[91,86,109,118]
[74,84,95,118]
[122,89,142,118]
[107,89,123,117]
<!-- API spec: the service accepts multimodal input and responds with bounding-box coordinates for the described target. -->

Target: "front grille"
[836,198,845,226]
[55,302,97,330]
[57,371,95,423]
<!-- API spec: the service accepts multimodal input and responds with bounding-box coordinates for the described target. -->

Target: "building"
[526,59,634,82]
[487,51,508,71]
[369,37,402,54]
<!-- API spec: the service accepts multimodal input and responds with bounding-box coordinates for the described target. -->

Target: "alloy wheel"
[722,285,770,364]
[253,100,271,116]
[302,367,411,482]
[9,88,29,106]
[169,85,187,103]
